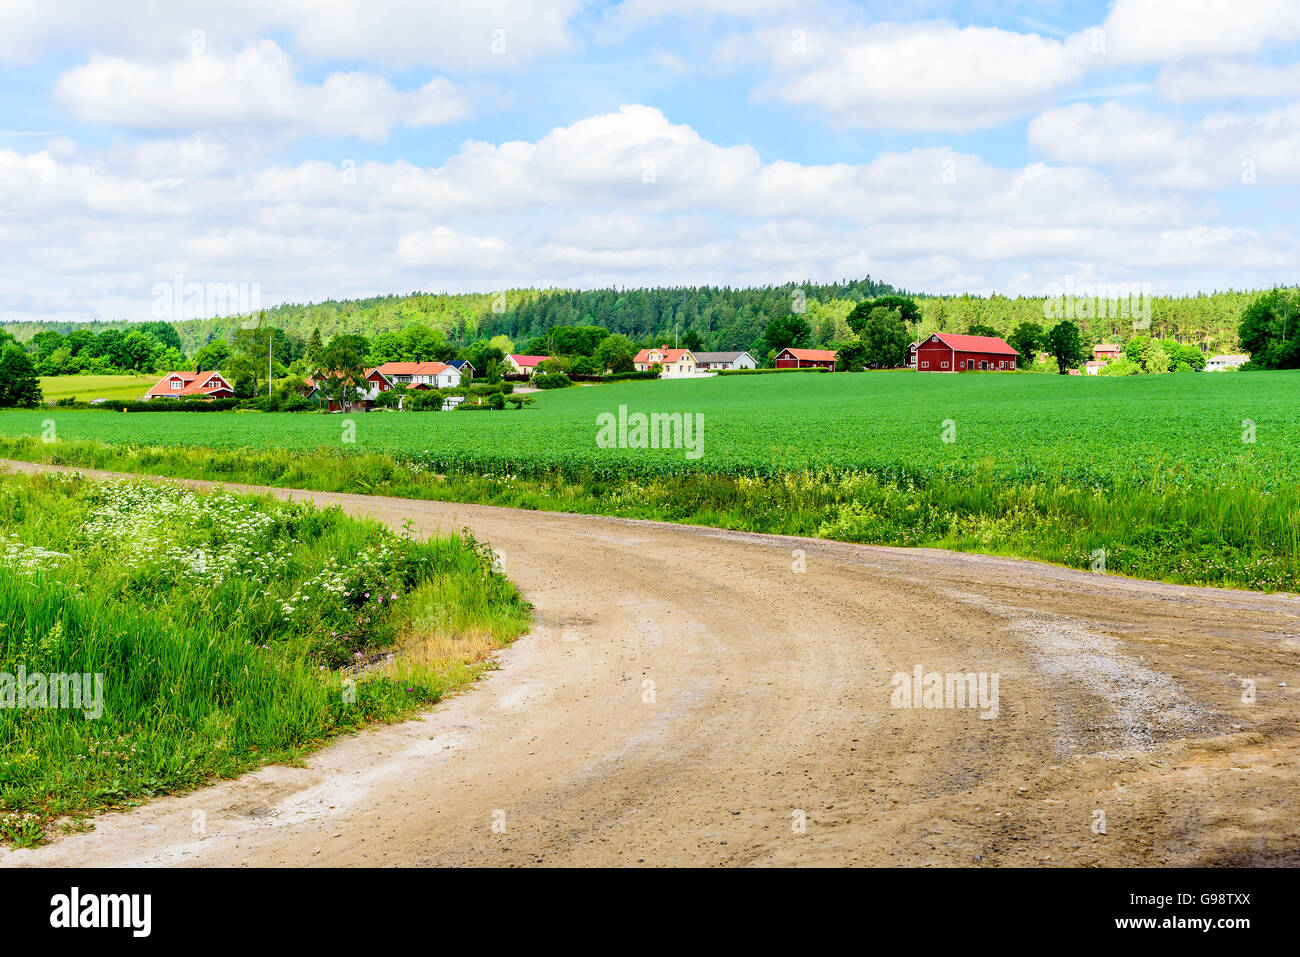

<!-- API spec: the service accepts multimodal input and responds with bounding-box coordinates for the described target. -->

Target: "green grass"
[38,374,158,404]
[0,370,1297,592]
[7,370,1299,489]
[0,472,530,846]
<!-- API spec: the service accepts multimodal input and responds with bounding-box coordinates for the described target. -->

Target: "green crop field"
[38,374,157,404]
[3,370,1298,487]
[0,370,1297,592]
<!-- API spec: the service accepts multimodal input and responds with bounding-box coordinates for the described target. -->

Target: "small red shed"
[914,333,1018,372]
[774,347,837,370]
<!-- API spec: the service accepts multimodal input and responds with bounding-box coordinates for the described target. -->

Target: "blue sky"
[1,0,1298,322]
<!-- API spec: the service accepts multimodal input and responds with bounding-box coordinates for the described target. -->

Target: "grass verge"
[0,469,530,847]
[1,435,1296,593]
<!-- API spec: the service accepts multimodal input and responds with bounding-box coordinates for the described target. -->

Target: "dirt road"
[3,459,1298,867]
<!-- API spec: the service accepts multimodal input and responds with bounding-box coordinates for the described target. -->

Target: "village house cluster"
[139,329,1249,405]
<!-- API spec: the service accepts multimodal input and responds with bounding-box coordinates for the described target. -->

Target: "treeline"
[1,281,1277,365]
[3,322,187,376]
[915,291,1255,354]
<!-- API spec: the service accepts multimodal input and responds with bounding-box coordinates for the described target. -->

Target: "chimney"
[660,344,668,351]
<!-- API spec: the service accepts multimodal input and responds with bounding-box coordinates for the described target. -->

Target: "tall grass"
[1,436,1296,593]
[0,471,530,846]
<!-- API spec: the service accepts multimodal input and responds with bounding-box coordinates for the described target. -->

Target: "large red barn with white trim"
[915,333,1019,372]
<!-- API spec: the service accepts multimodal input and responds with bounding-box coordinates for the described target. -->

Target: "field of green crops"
[1,370,1297,592]
[37,374,158,404]
[2,370,1297,491]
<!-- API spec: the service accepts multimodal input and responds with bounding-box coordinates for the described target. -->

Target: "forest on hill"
[0,279,1266,361]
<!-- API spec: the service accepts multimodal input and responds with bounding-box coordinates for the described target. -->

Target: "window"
[941,361,948,369]
[170,378,182,390]
[921,361,929,369]
[998,361,1005,370]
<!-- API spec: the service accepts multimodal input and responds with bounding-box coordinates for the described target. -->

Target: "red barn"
[774,347,837,370]
[914,333,1018,372]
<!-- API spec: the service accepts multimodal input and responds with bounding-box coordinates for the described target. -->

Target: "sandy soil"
[2,458,1298,867]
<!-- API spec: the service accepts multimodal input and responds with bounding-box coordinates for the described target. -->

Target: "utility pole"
[268,333,273,398]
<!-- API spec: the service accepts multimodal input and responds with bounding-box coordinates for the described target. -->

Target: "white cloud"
[1100,0,1300,64]
[1157,60,1300,101]
[0,0,581,70]
[1029,100,1300,190]
[6,103,1292,324]
[55,41,469,142]
[750,22,1097,131]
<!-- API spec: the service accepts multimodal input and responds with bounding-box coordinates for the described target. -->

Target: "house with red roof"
[914,333,1019,372]
[774,347,838,370]
[144,370,234,400]
[633,345,697,376]
[374,361,461,389]
[504,354,551,377]
[304,361,462,411]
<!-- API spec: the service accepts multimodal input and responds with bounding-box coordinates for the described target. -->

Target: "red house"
[144,370,234,400]
[774,347,837,370]
[915,333,1019,372]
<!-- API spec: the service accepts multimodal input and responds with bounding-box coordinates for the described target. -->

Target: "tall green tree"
[1046,321,1085,374]
[594,333,637,373]
[762,313,812,358]
[317,337,368,411]
[858,306,910,368]
[1238,288,1300,369]
[847,295,920,337]
[0,344,42,407]
[1007,321,1043,370]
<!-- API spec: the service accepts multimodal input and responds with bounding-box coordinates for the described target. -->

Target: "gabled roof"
[506,354,550,366]
[374,361,453,376]
[634,347,694,364]
[925,333,1019,356]
[693,351,752,362]
[1094,343,1122,351]
[445,359,474,370]
[777,348,838,361]
[145,370,232,397]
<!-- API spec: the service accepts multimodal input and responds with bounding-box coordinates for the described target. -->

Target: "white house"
[374,361,462,389]
[1206,354,1249,372]
[693,351,756,371]
[504,354,551,376]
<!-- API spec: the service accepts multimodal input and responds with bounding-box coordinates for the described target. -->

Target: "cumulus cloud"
[1099,0,1300,64]
[0,0,580,70]
[1029,100,1300,190]
[4,103,1292,324]
[749,21,1099,131]
[1156,60,1300,101]
[56,41,469,142]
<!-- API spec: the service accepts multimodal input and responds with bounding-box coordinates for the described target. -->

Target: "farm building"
[144,370,234,400]
[915,333,1018,372]
[1085,360,1107,375]
[504,354,551,376]
[774,347,837,370]
[375,361,461,389]
[1206,354,1249,372]
[907,343,918,369]
[634,346,697,375]
[1094,343,1123,361]
[693,351,757,370]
